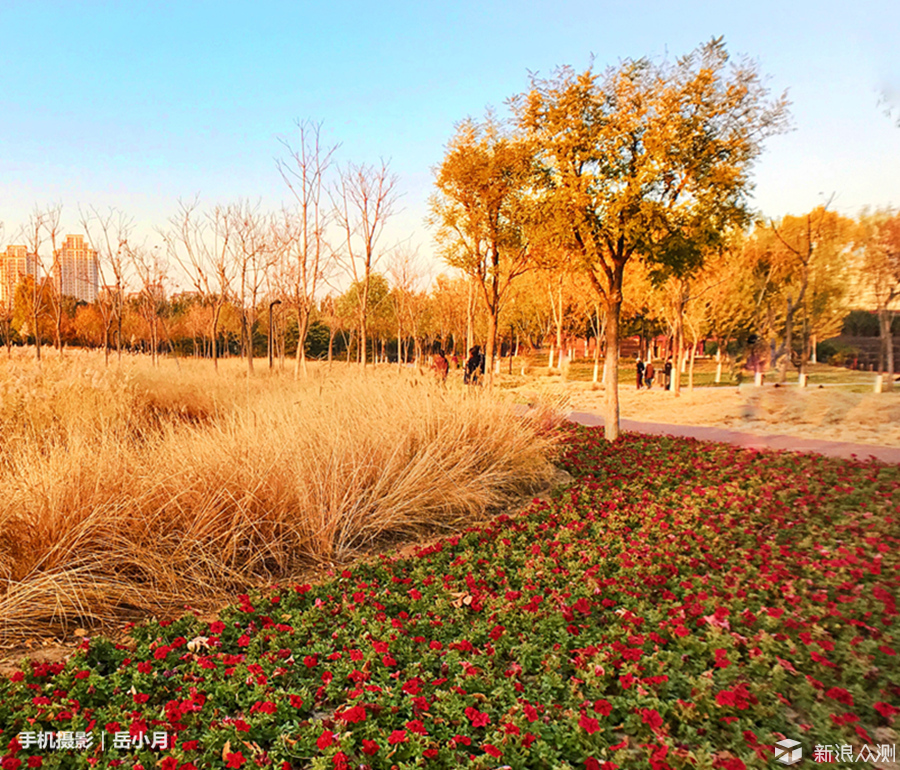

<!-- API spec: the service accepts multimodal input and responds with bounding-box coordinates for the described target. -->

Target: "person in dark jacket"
[636,358,645,389]
[664,358,673,390]
[464,345,485,385]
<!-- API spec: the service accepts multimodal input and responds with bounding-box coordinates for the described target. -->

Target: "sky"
[1,0,899,284]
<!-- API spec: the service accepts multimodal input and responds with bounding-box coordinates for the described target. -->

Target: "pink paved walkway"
[566,411,900,465]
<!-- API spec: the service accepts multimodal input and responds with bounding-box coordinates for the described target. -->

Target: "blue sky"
[1,0,899,278]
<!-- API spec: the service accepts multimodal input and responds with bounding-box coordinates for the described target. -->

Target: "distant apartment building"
[0,245,38,310]
[52,235,99,303]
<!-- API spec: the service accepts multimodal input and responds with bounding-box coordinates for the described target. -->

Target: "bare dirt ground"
[507,377,900,448]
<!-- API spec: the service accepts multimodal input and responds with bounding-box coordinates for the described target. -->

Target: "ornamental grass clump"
[0,355,557,641]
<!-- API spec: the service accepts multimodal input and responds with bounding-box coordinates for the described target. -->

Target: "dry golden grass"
[0,351,558,642]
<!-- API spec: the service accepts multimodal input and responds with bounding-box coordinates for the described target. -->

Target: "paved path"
[566,410,900,464]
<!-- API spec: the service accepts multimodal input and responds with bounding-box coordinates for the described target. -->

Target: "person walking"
[664,358,673,391]
[636,358,644,389]
[464,345,485,386]
[644,360,655,389]
[432,345,449,383]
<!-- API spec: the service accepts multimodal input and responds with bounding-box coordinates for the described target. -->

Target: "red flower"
[317,730,334,750]
[406,720,427,735]
[236,634,250,647]
[224,753,245,769]
[825,687,854,707]
[714,649,731,668]
[464,707,490,727]
[483,744,502,758]
[579,714,601,734]
[594,699,613,716]
[361,740,379,755]
[338,705,366,724]
[713,759,746,770]
[586,760,619,770]
[250,700,277,715]
[641,709,663,730]
[289,694,304,709]
[388,730,408,745]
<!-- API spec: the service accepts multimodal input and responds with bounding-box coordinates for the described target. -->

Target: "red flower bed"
[1,428,897,768]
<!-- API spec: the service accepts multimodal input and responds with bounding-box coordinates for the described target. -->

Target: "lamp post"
[268,299,282,370]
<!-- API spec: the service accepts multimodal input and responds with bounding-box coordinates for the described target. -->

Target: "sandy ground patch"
[508,379,900,448]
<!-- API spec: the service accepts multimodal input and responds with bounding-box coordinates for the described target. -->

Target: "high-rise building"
[0,245,38,311]
[52,235,99,303]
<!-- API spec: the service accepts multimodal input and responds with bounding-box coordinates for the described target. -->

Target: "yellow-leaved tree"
[429,113,538,387]
[514,38,789,439]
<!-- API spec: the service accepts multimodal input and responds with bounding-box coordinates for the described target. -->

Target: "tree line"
[2,39,899,440]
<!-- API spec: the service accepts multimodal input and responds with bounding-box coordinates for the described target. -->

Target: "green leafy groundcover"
[1,428,898,770]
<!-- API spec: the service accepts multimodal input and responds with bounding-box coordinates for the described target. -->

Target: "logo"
[774,738,802,765]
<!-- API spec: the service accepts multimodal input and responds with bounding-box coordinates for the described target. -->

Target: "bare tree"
[163,200,236,372]
[276,121,338,377]
[388,245,427,369]
[128,243,169,366]
[334,160,400,366]
[228,201,275,374]
[82,207,132,365]
[20,204,63,361]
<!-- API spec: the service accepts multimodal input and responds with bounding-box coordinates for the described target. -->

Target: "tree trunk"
[880,308,894,392]
[244,312,255,374]
[672,287,684,397]
[604,290,621,440]
[466,276,475,353]
[211,307,221,373]
[781,296,793,383]
[689,331,698,392]
[294,306,309,379]
[485,309,497,389]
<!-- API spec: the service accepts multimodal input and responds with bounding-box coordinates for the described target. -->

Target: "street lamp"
[268,299,282,370]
